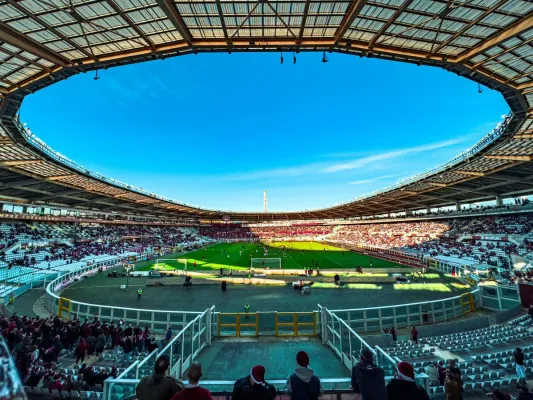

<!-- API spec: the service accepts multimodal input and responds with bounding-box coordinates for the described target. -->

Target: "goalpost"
[250,258,282,269]
[155,258,188,271]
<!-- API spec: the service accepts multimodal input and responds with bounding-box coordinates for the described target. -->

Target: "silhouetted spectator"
[386,362,429,400]
[351,348,387,400]
[285,351,324,399]
[232,365,276,400]
[171,362,212,400]
[136,354,184,400]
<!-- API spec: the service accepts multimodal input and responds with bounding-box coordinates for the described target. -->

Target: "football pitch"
[136,241,400,272]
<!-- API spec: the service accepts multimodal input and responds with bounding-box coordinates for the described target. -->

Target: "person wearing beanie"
[285,351,324,399]
[136,354,184,400]
[386,362,430,400]
[171,362,212,400]
[351,348,387,400]
[232,365,276,400]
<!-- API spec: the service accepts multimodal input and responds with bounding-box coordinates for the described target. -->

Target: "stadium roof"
[0,0,531,221]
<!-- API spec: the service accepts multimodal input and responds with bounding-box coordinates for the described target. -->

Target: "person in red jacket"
[51,374,63,391]
[75,339,87,364]
[171,362,212,400]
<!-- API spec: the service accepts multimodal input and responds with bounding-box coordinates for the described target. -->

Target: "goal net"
[155,258,188,271]
[250,258,282,269]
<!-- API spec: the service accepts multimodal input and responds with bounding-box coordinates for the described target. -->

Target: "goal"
[250,258,282,269]
[155,258,188,271]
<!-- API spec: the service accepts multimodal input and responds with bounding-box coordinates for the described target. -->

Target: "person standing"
[285,351,324,399]
[444,372,462,400]
[411,327,418,344]
[171,362,212,400]
[514,347,526,384]
[137,288,143,300]
[390,327,397,342]
[351,348,387,400]
[244,304,250,320]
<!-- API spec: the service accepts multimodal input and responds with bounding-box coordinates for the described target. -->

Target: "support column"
[426,206,431,214]
[496,196,503,207]
[455,201,461,212]
[22,206,28,214]
[0,203,4,212]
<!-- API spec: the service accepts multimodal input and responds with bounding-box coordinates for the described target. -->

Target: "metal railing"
[104,306,215,400]
[46,268,204,332]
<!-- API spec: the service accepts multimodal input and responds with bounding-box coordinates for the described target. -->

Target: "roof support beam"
[156,0,193,46]
[0,21,70,67]
[431,0,507,55]
[45,175,78,181]
[456,170,486,177]
[334,0,369,44]
[456,13,533,63]
[214,0,229,42]
[0,160,43,167]
[6,0,92,61]
[484,155,532,161]
[104,0,156,51]
[369,0,412,50]
[515,133,533,139]
[298,0,312,41]
[472,36,533,69]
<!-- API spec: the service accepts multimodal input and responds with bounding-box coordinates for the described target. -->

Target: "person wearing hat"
[285,351,324,399]
[386,362,430,400]
[136,354,184,400]
[232,365,276,400]
[351,348,387,400]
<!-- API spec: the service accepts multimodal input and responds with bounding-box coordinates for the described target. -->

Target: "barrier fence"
[103,306,216,400]
[46,267,203,333]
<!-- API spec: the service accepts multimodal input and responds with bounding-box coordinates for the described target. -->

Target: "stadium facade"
[0,0,531,221]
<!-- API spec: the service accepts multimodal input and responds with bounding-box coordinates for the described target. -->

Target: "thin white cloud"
[348,179,375,185]
[223,138,464,182]
[322,138,464,173]
[348,174,399,185]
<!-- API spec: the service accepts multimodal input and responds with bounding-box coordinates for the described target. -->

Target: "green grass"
[136,241,402,272]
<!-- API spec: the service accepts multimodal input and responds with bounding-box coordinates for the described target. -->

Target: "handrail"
[329,288,479,313]
[334,312,376,356]
[116,360,140,380]
[375,345,397,366]
[15,111,513,214]
[46,273,202,315]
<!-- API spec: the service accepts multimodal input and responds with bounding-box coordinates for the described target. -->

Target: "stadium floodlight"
[322,52,328,63]
[280,51,284,64]
[477,83,483,94]
[293,52,296,64]
[251,258,282,270]
[94,70,100,81]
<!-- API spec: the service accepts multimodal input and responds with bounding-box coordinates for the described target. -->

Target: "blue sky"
[21,52,508,212]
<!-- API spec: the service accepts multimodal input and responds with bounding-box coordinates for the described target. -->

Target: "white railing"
[326,289,480,333]
[104,306,215,400]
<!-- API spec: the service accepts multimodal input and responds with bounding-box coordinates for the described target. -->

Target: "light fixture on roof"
[477,83,483,94]
[293,52,296,64]
[322,51,328,63]
[94,70,100,81]
[280,51,284,64]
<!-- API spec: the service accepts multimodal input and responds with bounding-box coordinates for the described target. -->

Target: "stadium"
[0,0,531,399]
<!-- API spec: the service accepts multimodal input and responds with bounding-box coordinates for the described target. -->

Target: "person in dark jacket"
[232,365,276,400]
[136,354,184,400]
[386,362,430,400]
[514,347,526,384]
[528,305,533,324]
[351,348,387,400]
[285,351,324,399]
